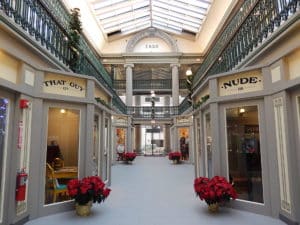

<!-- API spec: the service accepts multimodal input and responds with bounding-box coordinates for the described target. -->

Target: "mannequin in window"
[47,140,63,167]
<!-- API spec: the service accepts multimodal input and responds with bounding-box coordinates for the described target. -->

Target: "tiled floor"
[25,157,286,225]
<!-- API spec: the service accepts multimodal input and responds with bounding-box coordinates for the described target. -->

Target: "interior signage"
[221,77,261,90]
[218,70,263,96]
[43,73,86,97]
[145,43,159,49]
[44,79,84,91]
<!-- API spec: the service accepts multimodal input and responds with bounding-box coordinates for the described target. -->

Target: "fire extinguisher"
[16,169,28,201]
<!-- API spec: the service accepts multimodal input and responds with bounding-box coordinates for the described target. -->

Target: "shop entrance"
[142,125,164,156]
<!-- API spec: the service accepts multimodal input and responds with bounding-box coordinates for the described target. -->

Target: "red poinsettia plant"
[168,152,182,161]
[119,152,137,162]
[67,176,111,205]
[194,176,237,205]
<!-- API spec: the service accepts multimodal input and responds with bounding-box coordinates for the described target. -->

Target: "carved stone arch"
[126,28,178,52]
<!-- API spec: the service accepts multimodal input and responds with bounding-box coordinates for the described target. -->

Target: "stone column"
[171,64,180,106]
[164,125,171,153]
[127,117,133,152]
[135,125,142,154]
[125,64,134,106]
[164,96,170,106]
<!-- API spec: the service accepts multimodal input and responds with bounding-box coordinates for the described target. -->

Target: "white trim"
[273,97,291,213]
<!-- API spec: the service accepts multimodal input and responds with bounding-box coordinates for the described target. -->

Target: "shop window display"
[226,106,263,203]
[178,128,189,160]
[0,98,8,220]
[45,108,79,204]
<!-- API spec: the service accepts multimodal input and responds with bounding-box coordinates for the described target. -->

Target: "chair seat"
[56,184,67,190]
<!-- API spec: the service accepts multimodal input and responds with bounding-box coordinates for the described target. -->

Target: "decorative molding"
[273,97,292,214]
[126,28,178,53]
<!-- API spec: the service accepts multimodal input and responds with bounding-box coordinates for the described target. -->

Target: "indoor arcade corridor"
[25,157,285,225]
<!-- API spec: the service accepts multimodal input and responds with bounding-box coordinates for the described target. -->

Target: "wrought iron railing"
[112,95,127,114]
[133,79,172,90]
[0,0,126,111]
[193,0,300,88]
[37,0,112,86]
[178,97,192,115]
[113,79,189,90]
[127,106,178,118]
[113,80,126,89]
[179,79,188,89]
[0,0,71,65]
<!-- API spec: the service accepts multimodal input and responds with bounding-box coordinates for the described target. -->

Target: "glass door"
[93,115,100,175]
[203,113,212,178]
[225,105,263,203]
[103,117,110,182]
[44,107,79,205]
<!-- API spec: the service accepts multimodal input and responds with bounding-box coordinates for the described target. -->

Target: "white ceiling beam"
[94,0,149,14]
[152,11,201,28]
[100,9,150,28]
[152,5,203,24]
[152,1,206,19]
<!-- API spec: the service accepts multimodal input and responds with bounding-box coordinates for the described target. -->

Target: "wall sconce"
[151,90,155,97]
[186,68,192,76]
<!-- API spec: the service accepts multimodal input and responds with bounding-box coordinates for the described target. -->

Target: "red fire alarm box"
[19,99,29,109]
[16,170,28,201]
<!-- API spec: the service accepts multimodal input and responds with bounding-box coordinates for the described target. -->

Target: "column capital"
[170,63,180,68]
[124,63,134,68]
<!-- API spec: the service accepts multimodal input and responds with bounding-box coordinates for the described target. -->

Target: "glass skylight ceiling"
[90,0,213,36]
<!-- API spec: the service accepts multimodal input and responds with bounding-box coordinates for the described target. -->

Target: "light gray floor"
[25,157,286,225]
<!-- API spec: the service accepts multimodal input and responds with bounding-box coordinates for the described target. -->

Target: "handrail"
[127,106,179,118]
[113,79,188,90]
[0,0,125,112]
[193,0,299,88]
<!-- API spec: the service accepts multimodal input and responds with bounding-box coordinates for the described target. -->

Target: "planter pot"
[173,159,180,164]
[75,201,92,216]
[208,203,219,213]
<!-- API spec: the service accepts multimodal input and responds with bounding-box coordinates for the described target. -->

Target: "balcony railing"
[133,79,172,90]
[193,0,300,88]
[0,0,127,112]
[113,79,189,90]
[127,106,179,119]
[0,0,71,65]
[178,97,192,115]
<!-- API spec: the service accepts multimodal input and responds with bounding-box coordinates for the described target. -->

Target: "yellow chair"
[46,163,68,202]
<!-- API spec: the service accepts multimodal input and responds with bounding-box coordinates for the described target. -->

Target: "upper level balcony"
[113,79,188,93]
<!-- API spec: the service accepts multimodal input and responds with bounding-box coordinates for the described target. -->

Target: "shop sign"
[177,117,191,124]
[114,117,127,126]
[43,73,86,97]
[219,70,263,96]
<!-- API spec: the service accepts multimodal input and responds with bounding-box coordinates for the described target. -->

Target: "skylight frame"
[90,0,212,36]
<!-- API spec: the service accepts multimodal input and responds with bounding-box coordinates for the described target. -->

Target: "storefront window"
[93,115,100,175]
[0,98,9,221]
[204,113,212,178]
[116,128,126,155]
[45,107,79,204]
[103,118,109,181]
[226,105,263,203]
[178,128,189,160]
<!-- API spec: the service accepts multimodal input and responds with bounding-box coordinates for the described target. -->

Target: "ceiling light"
[60,109,66,114]
[239,108,245,113]
[186,68,192,76]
